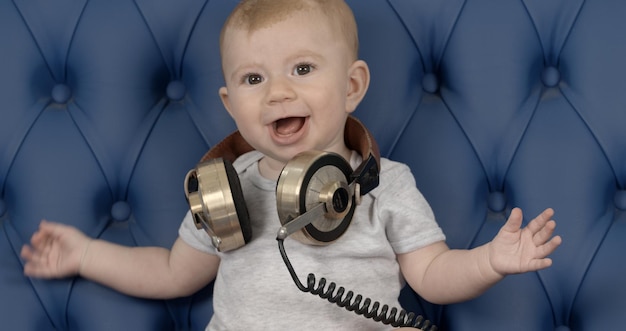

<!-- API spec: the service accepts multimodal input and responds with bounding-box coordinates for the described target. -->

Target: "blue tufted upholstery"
[1,0,625,330]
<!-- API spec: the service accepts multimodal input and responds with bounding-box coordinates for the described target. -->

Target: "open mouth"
[273,116,306,136]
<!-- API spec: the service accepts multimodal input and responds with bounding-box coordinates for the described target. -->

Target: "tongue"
[275,117,304,135]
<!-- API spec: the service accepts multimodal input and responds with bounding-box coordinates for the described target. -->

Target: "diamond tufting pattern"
[1,0,625,330]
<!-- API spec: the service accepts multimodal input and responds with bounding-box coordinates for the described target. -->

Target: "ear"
[219,86,233,117]
[345,60,370,113]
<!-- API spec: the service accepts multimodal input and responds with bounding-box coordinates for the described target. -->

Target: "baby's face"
[219,9,360,170]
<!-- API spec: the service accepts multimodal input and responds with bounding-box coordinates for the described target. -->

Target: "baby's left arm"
[397,208,562,304]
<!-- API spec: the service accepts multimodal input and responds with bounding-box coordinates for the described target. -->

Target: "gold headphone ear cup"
[190,158,251,252]
[276,151,355,245]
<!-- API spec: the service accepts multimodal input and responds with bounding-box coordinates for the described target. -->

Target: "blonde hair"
[220,0,359,60]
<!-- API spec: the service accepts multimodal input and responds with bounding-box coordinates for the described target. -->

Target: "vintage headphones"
[184,116,380,252]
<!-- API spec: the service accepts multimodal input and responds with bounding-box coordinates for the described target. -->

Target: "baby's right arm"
[21,220,220,299]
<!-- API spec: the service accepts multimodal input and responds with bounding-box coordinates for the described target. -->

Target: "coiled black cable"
[277,239,438,330]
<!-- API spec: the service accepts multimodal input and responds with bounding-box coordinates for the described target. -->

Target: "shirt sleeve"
[178,210,219,255]
[374,159,446,254]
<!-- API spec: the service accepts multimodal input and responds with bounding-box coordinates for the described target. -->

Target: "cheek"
[317,75,349,106]
[225,93,252,117]
[310,80,343,104]
[316,90,347,114]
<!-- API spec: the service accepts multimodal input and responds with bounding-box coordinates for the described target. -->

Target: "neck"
[258,157,286,181]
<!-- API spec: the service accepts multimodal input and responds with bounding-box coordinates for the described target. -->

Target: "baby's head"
[217,0,370,179]
[220,0,359,62]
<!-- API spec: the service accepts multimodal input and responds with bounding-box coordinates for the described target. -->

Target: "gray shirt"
[179,150,445,330]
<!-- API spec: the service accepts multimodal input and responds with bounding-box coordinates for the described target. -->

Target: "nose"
[266,76,296,104]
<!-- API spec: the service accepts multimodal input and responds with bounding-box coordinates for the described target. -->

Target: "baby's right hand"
[21,220,92,278]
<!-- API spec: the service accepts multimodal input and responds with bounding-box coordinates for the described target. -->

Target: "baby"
[21,0,561,330]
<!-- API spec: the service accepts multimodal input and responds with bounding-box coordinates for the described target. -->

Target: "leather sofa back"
[1,0,624,330]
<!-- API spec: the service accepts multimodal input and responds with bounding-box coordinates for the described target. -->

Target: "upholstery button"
[51,83,72,104]
[487,191,506,213]
[111,201,131,222]
[166,80,186,101]
[422,73,439,93]
[0,198,6,217]
[541,66,560,87]
[554,326,571,331]
[614,190,626,210]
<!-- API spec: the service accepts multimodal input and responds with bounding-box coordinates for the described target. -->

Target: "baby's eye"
[294,63,314,76]
[244,73,263,85]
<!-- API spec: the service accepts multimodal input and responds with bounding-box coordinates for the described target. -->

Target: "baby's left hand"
[488,208,562,276]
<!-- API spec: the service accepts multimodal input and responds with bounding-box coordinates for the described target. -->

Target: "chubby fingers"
[526,208,558,244]
[526,208,555,232]
[501,207,524,233]
[536,226,562,259]
[21,220,61,276]
[533,218,557,246]
[21,243,47,277]
[527,208,562,261]
[24,220,53,251]
[20,244,35,262]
